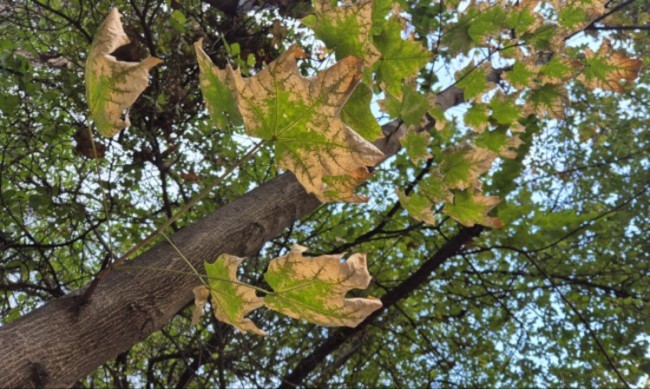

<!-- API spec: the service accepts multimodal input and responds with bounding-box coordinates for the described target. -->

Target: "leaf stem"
[117,265,273,295]
[160,232,206,286]
[88,124,116,266]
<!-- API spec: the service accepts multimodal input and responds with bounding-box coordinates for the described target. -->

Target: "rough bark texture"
[0,81,466,386]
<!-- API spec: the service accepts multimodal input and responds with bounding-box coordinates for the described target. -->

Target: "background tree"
[0,0,648,387]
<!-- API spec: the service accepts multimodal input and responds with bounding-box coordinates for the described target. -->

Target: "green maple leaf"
[456,65,489,100]
[440,146,496,190]
[373,17,431,97]
[341,83,383,141]
[194,39,243,128]
[264,245,382,327]
[397,190,437,225]
[400,131,432,165]
[465,103,489,133]
[524,83,569,120]
[302,0,380,67]
[443,190,502,228]
[85,8,161,137]
[379,83,434,127]
[442,14,474,55]
[489,93,521,125]
[193,254,266,335]
[505,61,536,90]
[476,128,524,159]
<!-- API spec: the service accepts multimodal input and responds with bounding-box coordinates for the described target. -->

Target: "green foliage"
[372,17,431,96]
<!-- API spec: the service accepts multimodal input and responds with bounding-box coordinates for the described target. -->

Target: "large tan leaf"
[85,8,161,137]
[264,245,382,327]
[193,254,266,335]
[227,45,384,202]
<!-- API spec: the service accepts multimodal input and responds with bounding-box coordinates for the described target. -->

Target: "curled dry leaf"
[264,245,382,327]
[196,254,266,336]
[191,285,210,325]
[85,8,161,137]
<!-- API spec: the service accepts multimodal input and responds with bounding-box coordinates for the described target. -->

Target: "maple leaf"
[194,254,266,335]
[194,39,243,128]
[475,128,524,159]
[400,131,432,165]
[379,82,437,128]
[440,146,497,191]
[373,17,431,97]
[340,83,383,141]
[264,245,382,327]
[396,190,437,225]
[302,0,380,67]
[85,8,161,137]
[550,0,607,31]
[221,45,384,202]
[524,83,569,120]
[443,190,502,229]
[578,40,643,93]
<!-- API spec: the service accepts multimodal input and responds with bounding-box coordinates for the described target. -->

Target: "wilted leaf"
[226,45,384,202]
[194,39,243,128]
[198,254,266,335]
[264,245,382,327]
[73,127,105,159]
[443,190,502,228]
[85,8,161,137]
[578,40,643,93]
[191,285,210,325]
